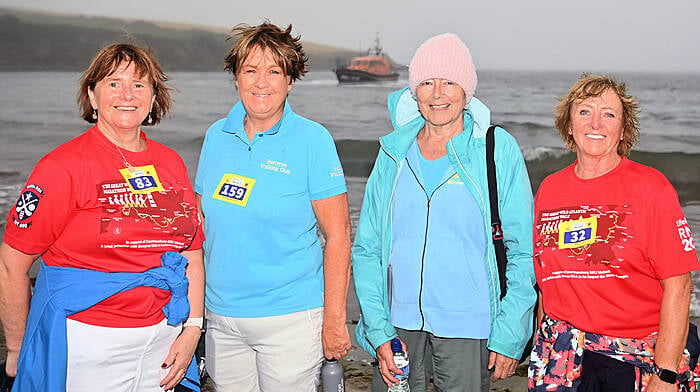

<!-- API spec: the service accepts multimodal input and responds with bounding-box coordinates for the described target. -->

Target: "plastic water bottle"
[388,338,410,392]
[322,358,345,392]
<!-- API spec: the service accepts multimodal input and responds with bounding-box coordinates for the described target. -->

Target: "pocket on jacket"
[422,237,490,312]
[388,236,424,305]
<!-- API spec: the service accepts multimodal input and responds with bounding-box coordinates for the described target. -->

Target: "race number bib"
[558,216,597,249]
[213,173,256,207]
[119,165,165,194]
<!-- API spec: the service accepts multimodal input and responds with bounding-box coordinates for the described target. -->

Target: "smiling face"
[235,46,293,129]
[415,78,466,129]
[88,61,155,136]
[569,88,624,163]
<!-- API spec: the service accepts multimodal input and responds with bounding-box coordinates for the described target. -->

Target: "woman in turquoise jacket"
[352,33,536,392]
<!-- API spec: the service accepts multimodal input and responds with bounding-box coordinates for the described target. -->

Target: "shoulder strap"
[486,125,508,300]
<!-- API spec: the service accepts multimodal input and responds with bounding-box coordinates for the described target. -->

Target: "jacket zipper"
[405,159,454,330]
[379,142,400,311]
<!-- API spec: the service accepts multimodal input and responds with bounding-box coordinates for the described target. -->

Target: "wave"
[335,139,700,203]
[0,170,21,178]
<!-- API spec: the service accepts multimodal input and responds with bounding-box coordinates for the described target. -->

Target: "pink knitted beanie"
[409,33,477,103]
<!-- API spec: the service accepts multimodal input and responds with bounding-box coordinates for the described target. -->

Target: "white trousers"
[66,318,180,392]
[205,307,324,392]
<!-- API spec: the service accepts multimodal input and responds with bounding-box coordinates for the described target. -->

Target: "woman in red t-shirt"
[0,43,204,391]
[529,74,698,392]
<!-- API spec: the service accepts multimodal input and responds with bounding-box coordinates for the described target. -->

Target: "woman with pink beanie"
[353,33,536,391]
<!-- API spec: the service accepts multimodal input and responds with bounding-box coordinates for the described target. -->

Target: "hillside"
[0,7,363,72]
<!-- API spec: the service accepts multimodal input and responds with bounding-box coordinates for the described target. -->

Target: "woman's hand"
[489,351,518,382]
[322,316,351,360]
[4,350,19,378]
[646,375,679,392]
[159,327,201,390]
[375,339,407,387]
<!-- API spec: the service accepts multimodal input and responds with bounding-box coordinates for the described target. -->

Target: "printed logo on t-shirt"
[676,217,696,252]
[535,205,633,281]
[12,184,44,228]
[96,179,197,248]
[213,173,256,207]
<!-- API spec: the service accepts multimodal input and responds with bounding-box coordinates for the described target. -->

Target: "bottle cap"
[326,358,338,362]
[391,338,402,353]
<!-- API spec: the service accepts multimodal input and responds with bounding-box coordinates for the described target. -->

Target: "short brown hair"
[78,43,172,125]
[554,74,640,156]
[224,22,307,82]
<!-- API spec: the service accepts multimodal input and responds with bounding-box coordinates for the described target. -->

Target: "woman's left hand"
[160,327,201,390]
[646,375,679,392]
[322,316,351,360]
[489,351,518,382]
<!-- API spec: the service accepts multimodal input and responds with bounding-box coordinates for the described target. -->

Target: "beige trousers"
[205,307,324,392]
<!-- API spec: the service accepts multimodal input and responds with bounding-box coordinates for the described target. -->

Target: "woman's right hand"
[4,350,18,378]
[376,338,407,387]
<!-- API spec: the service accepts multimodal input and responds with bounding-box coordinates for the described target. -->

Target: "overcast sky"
[2,0,699,72]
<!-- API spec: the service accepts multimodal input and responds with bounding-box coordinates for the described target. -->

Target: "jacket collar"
[381,86,491,160]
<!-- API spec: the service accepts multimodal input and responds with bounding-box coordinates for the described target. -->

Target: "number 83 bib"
[119,165,165,194]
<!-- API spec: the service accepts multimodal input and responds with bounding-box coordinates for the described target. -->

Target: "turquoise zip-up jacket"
[352,87,536,359]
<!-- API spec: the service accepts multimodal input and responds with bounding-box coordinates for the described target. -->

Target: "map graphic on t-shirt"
[96,179,196,250]
[535,204,634,270]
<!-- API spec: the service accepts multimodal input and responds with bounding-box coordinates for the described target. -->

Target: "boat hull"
[334,68,399,83]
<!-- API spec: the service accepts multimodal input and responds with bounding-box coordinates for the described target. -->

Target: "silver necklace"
[103,129,143,171]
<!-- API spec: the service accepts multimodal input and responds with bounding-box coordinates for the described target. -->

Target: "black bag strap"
[486,125,508,300]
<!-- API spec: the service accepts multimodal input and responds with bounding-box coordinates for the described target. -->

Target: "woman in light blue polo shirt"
[194,22,351,391]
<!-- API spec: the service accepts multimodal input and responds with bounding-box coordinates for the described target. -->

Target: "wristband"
[183,317,204,330]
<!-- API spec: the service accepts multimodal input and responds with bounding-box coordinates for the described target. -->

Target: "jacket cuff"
[369,325,398,351]
[487,338,523,360]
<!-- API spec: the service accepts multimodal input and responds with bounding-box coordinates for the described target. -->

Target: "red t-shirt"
[534,157,698,338]
[4,126,203,327]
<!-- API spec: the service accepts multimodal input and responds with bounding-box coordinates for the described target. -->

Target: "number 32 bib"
[558,216,598,249]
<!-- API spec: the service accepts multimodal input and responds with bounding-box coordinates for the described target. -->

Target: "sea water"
[1,70,699,315]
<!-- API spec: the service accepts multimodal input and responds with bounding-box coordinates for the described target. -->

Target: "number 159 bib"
[213,173,256,207]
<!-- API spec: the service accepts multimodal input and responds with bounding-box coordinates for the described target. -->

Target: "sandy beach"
[0,278,529,391]
[0,333,527,392]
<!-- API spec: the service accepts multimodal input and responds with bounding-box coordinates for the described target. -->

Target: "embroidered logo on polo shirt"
[13,184,44,228]
[330,166,344,178]
[261,159,291,175]
[213,173,256,207]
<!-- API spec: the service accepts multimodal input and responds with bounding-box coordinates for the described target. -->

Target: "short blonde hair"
[224,22,307,82]
[78,43,172,125]
[554,74,640,156]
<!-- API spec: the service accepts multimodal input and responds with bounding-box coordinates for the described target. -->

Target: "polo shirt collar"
[221,99,293,138]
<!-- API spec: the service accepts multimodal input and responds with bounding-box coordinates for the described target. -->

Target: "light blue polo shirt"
[195,100,347,317]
